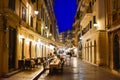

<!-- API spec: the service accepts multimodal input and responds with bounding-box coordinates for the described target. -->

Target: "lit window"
[9,0,15,11]
[22,7,26,21]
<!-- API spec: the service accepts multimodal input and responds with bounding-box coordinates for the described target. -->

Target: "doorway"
[113,34,119,70]
[94,40,96,64]
[8,27,16,71]
[22,39,25,59]
[29,41,32,58]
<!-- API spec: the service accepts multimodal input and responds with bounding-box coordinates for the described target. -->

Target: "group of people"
[48,52,63,60]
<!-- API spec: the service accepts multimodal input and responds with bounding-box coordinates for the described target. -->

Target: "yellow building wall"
[0,0,59,76]
[109,30,120,70]
[98,31,108,66]
[82,28,108,66]
[0,15,3,76]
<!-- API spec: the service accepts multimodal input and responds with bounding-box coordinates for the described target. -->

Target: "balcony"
[82,24,90,35]
[80,7,93,26]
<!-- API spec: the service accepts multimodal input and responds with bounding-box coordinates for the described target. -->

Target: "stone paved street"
[38,57,120,80]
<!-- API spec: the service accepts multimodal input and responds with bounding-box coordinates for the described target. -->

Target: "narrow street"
[0,0,120,79]
[38,57,120,80]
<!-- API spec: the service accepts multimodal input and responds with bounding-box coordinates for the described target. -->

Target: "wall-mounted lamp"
[34,10,39,15]
[49,33,52,36]
[94,22,98,27]
[19,35,24,39]
[79,36,82,40]
[45,26,48,29]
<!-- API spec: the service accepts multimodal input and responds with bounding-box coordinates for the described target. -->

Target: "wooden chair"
[25,59,31,69]
[37,58,41,65]
[57,59,65,73]
[18,60,24,69]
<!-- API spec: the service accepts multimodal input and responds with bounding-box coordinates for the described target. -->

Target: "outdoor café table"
[49,59,60,73]
[31,59,35,68]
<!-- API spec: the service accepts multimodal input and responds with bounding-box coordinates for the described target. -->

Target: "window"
[46,18,48,26]
[50,24,52,33]
[90,21,92,29]
[43,9,45,21]
[45,15,46,24]
[43,29,45,36]
[22,7,26,21]
[112,0,117,11]
[36,22,38,32]
[78,34,81,41]
[41,5,43,19]
[89,2,92,7]
[9,0,15,11]
[30,16,33,27]
[93,16,96,23]
[31,0,36,3]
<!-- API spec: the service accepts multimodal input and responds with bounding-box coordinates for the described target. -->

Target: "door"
[113,34,119,70]
[29,41,32,58]
[94,40,96,64]
[22,39,25,59]
[9,27,16,71]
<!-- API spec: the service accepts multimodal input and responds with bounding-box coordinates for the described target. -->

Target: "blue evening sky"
[54,0,77,33]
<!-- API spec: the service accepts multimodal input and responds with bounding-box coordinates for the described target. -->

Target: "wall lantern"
[94,22,98,27]
[49,33,52,36]
[34,10,39,15]
[79,36,82,40]
[45,26,48,29]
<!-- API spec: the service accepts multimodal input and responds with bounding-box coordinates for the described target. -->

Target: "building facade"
[0,0,61,76]
[44,0,58,41]
[107,0,120,72]
[59,30,73,44]
[74,0,120,72]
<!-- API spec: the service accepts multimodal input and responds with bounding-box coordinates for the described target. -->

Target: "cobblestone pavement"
[38,57,120,80]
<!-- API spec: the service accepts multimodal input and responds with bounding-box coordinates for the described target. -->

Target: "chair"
[25,59,31,69]
[18,60,24,69]
[37,58,41,65]
[34,58,39,67]
[57,59,65,73]
[31,59,35,68]
[66,55,71,66]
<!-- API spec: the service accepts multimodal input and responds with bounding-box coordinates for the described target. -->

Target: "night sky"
[54,0,77,33]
